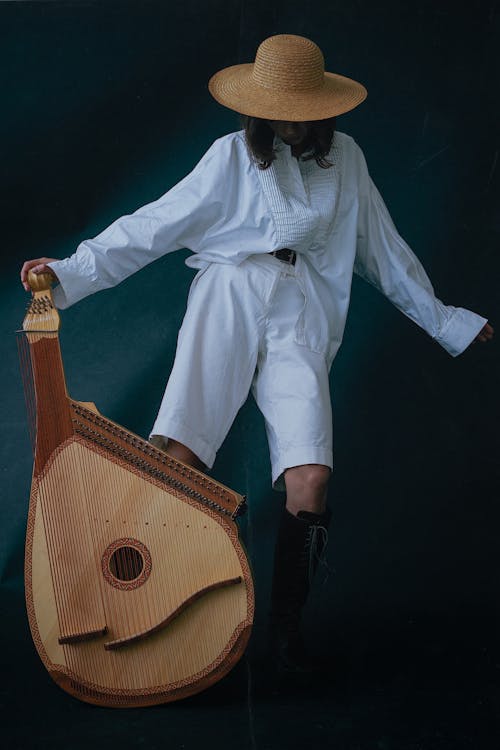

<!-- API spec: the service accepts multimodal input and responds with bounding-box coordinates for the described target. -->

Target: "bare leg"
[166,438,206,470]
[284,464,331,516]
[150,435,206,471]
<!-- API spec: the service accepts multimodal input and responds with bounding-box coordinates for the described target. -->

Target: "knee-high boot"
[269,505,331,673]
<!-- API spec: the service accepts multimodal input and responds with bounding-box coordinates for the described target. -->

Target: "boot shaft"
[270,505,331,630]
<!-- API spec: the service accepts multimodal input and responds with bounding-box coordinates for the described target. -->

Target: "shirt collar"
[273,135,314,161]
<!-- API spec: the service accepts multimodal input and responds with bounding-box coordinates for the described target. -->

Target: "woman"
[21,35,493,673]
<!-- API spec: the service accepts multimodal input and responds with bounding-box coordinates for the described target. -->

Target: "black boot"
[269,505,331,674]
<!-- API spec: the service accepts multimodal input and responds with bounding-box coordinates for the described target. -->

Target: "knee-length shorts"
[150,254,333,489]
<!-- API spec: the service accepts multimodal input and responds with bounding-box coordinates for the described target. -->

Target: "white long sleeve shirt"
[49,130,487,366]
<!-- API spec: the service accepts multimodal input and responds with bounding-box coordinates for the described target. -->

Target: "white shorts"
[150,254,333,489]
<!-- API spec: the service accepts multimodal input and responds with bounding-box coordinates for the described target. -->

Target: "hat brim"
[209,63,367,121]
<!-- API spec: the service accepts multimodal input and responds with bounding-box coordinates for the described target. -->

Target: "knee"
[167,439,206,470]
[150,435,205,471]
[284,463,331,499]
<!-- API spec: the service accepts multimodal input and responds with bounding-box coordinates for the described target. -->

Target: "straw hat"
[208,34,367,122]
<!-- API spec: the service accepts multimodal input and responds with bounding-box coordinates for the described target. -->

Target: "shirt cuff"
[47,253,97,310]
[434,306,488,357]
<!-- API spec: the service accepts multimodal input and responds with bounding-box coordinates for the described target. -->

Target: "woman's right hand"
[20,258,59,291]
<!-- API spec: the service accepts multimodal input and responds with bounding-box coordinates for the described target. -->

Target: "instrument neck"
[25,332,73,474]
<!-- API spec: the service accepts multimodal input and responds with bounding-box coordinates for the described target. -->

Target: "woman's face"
[266,120,311,146]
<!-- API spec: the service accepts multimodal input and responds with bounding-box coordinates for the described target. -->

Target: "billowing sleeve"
[353,144,487,357]
[47,136,230,308]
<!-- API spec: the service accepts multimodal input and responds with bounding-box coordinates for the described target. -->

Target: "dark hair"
[241,115,336,170]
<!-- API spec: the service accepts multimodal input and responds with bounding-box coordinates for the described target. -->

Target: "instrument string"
[64,441,94,683]
[61,441,75,674]
[32,342,58,640]
[77,443,97,683]
[113,452,131,677]
[51,346,80,653]
[145,479,157,688]
[110,444,135,687]
[122,455,137,662]
[88,443,106,685]
[134,476,145,687]
[81,439,112,685]
[67,439,88,677]
[131,459,152,686]
[134,474,148,685]
[84,444,99,688]
[17,334,37,453]
[61,445,78,670]
[48,342,74,642]
[35,338,69,641]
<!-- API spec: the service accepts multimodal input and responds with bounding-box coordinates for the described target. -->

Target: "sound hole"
[102,538,152,590]
[109,546,144,581]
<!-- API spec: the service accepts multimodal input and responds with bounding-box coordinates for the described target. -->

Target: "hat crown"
[251,34,325,93]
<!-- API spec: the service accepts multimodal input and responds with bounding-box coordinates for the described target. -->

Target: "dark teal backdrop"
[1,1,499,748]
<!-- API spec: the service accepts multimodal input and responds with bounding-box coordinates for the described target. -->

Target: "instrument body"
[21,274,254,707]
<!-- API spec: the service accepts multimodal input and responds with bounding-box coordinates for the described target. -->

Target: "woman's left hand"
[472,322,494,344]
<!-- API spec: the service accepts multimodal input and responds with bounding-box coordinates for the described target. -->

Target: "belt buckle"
[272,248,296,265]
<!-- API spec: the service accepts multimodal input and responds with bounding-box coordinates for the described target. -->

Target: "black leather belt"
[269,248,297,265]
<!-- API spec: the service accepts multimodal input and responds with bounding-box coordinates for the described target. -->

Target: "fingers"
[20,258,59,291]
[475,322,494,344]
